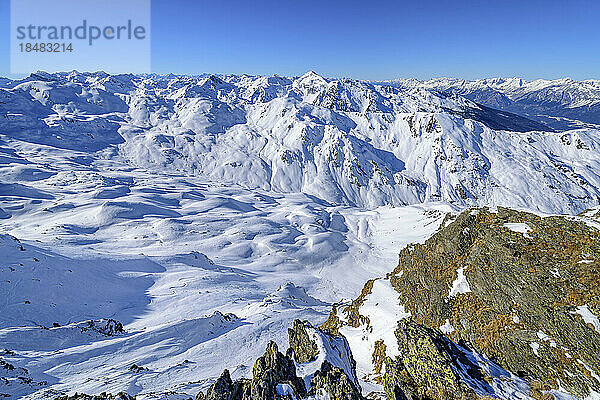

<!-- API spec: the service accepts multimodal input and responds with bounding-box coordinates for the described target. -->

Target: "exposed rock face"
[382,319,477,400]
[251,341,306,400]
[197,341,305,400]
[326,206,600,400]
[90,319,124,336]
[199,369,250,400]
[390,207,600,398]
[309,360,362,400]
[52,207,600,400]
[288,319,318,363]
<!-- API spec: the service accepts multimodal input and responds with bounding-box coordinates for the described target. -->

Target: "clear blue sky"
[1,0,599,80]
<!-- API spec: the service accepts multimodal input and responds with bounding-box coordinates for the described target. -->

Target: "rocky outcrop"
[197,322,363,400]
[197,341,304,400]
[251,341,306,400]
[382,319,478,400]
[87,319,124,336]
[198,369,250,400]
[288,319,318,363]
[309,360,362,400]
[391,207,600,398]
[325,207,600,400]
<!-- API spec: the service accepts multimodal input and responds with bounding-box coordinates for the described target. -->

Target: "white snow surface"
[503,222,533,234]
[1,71,600,399]
[448,267,472,298]
[439,319,455,335]
[295,325,359,390]
[575,305,600,334]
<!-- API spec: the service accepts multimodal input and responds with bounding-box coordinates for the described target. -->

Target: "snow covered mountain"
[390,77,600,131]
[1,71,600,399]
[2,71,600,213]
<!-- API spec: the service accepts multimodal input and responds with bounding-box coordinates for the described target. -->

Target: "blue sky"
[1,0,599,80]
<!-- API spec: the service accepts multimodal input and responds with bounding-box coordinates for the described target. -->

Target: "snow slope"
[1,71,600,398]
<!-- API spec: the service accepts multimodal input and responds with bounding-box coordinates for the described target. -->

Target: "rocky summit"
[323,207,600,400]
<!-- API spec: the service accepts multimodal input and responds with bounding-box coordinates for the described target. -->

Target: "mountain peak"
[298,70,328,84]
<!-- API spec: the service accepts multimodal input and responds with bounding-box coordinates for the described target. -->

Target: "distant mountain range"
[386,77,600,131]
[1,71,599,213]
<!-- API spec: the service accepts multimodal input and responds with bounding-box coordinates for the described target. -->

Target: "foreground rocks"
[197,320,362,400]
[197,340,306,400]
[324,207,600,400]
[382,319,480,400]
[288,319,319,364]
[308,361,362,400]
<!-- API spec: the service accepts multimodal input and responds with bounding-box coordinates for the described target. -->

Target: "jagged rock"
[288,319,318,363]
[197,341,305,400]
[201,369,250,400]
[382,319,476,400]
[251,341,306,400]
[387,207,600,398]
[54,392,134,400]
[289,319,361,392]
[309,360,363,400]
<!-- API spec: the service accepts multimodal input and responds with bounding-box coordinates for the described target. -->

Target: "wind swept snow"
[2,71,600,398]
[448,267,472,298]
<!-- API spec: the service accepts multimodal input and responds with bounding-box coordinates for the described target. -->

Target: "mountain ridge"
[1,71,600,213]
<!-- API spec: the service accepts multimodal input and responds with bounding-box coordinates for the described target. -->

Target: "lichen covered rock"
[332,207,600,399]
[308,360,362,400]
[196,341,305,400]
[382,319,477,400]
[288,319,319,363]
[251,341,306,400]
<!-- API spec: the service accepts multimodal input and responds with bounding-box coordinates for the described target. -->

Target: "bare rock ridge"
[324,207,600,400]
